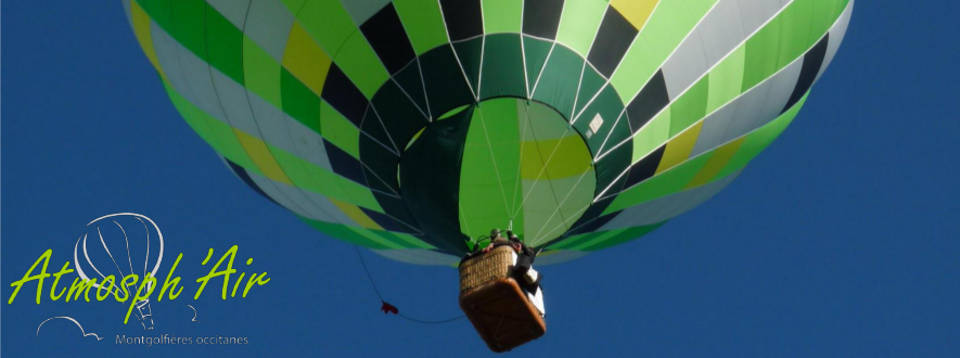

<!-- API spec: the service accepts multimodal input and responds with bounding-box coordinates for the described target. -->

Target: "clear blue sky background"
[3,1,958,357]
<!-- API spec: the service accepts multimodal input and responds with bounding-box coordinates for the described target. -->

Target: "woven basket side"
[459,246,515,293]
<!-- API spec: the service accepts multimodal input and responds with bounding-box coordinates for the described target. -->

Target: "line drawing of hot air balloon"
[73,212,164,330]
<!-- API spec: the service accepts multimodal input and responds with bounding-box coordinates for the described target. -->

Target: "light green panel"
[742,0,849,91]
[482,0,522,34]
[706,45,745,113]
[162,80,255,171]
[555,0,608,56]
[394,0,449,54]
[523,175,594,246]
[301,216,395,249]
[242,37,283,108]
[459,99,524,240]
[632,110,670,162]
[319,100,362,159]
[716,93,807,179]
[333,31,390,98]
[268,146,384,212]
[609,0,716,103]
[281,0,355,58]
[604,152,714,214]
[668,76,709,136]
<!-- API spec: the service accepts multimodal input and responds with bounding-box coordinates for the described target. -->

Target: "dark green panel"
[280,69,322,134]
[453,38,484,95]
[419,45,476,116]
[522,36,553,94]
[532,46,584,117]
[479,34,527,99]
[574,68,607,117]
[398,106,475,254]
[393,60,430,115]
[203,3,243,83]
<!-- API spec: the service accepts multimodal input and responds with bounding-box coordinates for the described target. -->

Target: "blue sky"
[3,1,959,357]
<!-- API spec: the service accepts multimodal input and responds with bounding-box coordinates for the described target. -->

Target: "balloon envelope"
[125,0,852,265]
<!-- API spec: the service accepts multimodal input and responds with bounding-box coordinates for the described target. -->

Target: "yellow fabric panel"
[521,135,593,179]
[282,21,332,96]
[329,198,384,230]
[656,121,703,174]
[128,0,164,78]
[610,0,660,30]
[233,129,293,185]
[686,138,744,188]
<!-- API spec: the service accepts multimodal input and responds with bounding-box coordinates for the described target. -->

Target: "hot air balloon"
[123,0,852,350]
[74,213,164,330]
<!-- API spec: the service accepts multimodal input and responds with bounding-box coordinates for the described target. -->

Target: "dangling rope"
[353,246,465,325]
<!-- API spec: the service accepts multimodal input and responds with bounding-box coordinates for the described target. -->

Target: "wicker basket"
[459,245,546,352]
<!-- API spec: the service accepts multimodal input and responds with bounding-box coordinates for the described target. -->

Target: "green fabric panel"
[242,37,283,108]
[610,0,716,103]
[668,76,709,136]
[204,5,244,83]
[705,45,745,113]
[480,34,527,99]
[268,145,383,212]
[319,100,362,159]
[162,80,255,171]
[300,216,392,249]
[166,0,205,59]
[579,222,664,251]
[459,98,524,239]
[742,0,849,91]
[482,0,522,34]
[523,37,553,94]
[604,152,714,214]
[281,68,322,134]
[393,0,449,55]
[717,93,806,179]
[383,232,436,250]
[547,230,620,250]
[632,109,670,162]
[282,0,354,57]
[574,66,606,116]
[555,0,608,56]
[532,46,585,117]
[334,31,390,99]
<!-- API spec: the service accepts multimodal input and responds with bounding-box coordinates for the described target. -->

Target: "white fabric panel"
[245,169,356,225]
[151,23,226,121]
[244,0,296,62]
[691,56,803,156]
[662,0,791,99]
[206,0,251,30]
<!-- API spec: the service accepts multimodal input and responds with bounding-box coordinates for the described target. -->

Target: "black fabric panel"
[587,7,638,77]
[782,34,830,114]
[360,207,415,234]
[370,80,429,153]
[398,105,474,254]
[393,61,429,114]
[321,65,368,126]
[625,145,666,188]
[626,70,669,132]
[440,0,483,41]
[224,159,279,206]
[453,38,484,93]
[360,109,398,154]
[360,3,416,74]
[419,45,475,116]
[523,0,564,39]
[323,140,367,185]
[566,210,619,237]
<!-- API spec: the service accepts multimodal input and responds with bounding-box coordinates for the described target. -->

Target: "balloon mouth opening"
[398,98,596,250]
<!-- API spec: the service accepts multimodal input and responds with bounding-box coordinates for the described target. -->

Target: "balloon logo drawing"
[73,212,164,330]
[36,316,103,341]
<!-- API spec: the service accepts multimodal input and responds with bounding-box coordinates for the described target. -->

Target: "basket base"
[459,277,546,353]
